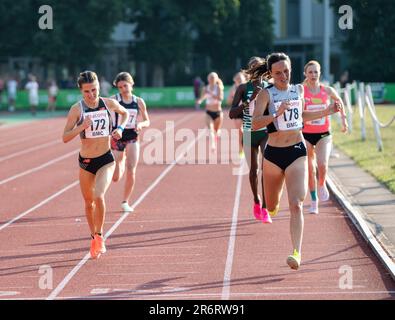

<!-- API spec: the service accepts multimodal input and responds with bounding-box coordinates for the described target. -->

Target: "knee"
[288,200,303,214]
[84,200,94,210]
[317,163,328,173]
[94,194,105,204]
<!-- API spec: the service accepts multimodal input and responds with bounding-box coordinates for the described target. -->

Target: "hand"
[111,128,122,140]
[328,101,342,115]
[82,116,92,129]
[135,123,143,132]
[341,120,349,133]
[277,100,291,116]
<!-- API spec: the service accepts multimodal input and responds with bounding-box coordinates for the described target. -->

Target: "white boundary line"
[0,130,58,148]
[0,181,79,232]
[327,173,395,281]
[0,113,195,231]
[0,113,194,186]
[46,128,206,300]
[0,150,78,186]
[221,159,245,300]
[0,140,61,163]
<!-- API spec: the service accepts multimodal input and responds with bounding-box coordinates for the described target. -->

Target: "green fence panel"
[11,86,232,110]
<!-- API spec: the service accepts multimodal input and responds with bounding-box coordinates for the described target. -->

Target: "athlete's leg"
[259,133,269,208]
[263,158,285,214]
[234,119,243,156]
[316,135,332,187]
[306,141,317,195]
[94,161,116,235]
[284,156,308,255]
[248,146,260,204]
[79,169,96,236]
[123,141,140,204]
[213,112,223,136]
[112,149,126,182]
[205,114,216,149]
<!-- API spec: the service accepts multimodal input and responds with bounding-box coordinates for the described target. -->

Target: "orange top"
[303,85,330,133]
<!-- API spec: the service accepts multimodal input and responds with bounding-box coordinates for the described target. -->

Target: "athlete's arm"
[252,89,291,130]
[62,104,91,143]
[327,86,348,132]
[215,85,224,102]
[196,87,208,104]
[303,99,342,122]
[229,84,246,119]
[136,97,150,132]
[105,98,129,140]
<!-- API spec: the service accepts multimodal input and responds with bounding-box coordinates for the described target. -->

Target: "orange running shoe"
[95,234,106,256]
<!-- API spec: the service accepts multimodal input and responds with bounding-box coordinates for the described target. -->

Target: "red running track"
[0,109,394,300]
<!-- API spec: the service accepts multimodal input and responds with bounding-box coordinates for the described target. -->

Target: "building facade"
[271,0,347,83]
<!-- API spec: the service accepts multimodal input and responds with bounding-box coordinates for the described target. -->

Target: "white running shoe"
[121,202,134,212]
[309,201,319,214]
[318,184,330,202]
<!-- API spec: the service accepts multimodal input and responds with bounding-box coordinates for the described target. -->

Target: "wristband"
[117,125,125,132]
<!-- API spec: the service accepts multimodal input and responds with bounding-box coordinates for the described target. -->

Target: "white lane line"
[0,130,59,148]
[0,140,61,163]
[0,181,79,231]
[0,149,78,186]
[0,113,195,232]
[46,127,206,300]
[221,159,245,300]
[0,112,194,186]
[9,289,395,300]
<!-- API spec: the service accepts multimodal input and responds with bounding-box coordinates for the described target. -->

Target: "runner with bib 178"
[252,53,342,270]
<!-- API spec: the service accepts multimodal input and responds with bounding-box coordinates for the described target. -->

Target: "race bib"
[84,110,111,138]
[306,104,327,126]
[125,109,138,129]
[274,99,303,131]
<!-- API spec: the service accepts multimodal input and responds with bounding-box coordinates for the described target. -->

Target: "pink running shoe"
[253,203,262,220]
[261,208,272,224]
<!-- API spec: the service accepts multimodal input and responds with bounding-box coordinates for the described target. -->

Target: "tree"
[330,0,395,82]
[127,0,274,85]
[190,0,274,83]
[0,0,125,75]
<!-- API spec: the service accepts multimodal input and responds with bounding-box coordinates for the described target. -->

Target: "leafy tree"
[330,0,395,81]
[0,0,124,74]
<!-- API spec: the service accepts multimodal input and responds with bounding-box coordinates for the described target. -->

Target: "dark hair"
[266,52,291,72]
[77,71,98,88]
[243,56,270,82]
[113,72,134,87]
[242,53,291,82]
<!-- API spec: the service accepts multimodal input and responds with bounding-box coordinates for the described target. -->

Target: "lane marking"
[0,113,195,231]
[46,125,206,300]
[0,140,61,163]
[0,130,59,149]
[0,113,194,186]
[0,181,80,232]
[0,150,78,186]
[221,159,245,300]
